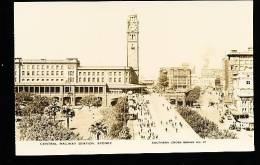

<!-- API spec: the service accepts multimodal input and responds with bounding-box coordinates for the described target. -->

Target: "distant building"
[160,66,191,91]
[224,47,253,117]
[200,67,224,89]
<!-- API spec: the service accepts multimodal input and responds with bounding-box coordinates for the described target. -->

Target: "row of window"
[21,70,64,76]
[78,71,127,76]
[20,78,64,82]
[20,64,65,70]
[16,86,61,93]
[15,86,104,94]
[75,87,103,93]
[78,77,125,83]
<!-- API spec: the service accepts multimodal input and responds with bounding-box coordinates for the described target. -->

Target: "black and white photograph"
[13,1,254,155]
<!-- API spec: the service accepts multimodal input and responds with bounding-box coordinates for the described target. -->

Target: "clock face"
[130,25,137,31]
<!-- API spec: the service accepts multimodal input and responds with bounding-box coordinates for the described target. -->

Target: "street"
[130,93,201,140]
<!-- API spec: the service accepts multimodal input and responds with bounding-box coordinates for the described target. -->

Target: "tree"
[18,114,82,141]
[89,121,107,140]
[61,106,75,129]
[15,92,33,116]
[177,106,237,139]
[44,99,61,121]
[185,86,201,106]
[99,97,132,140]
[158,72,169,92]
[80,95,96,109]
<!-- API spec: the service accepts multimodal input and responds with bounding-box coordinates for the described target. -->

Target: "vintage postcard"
[14,1,254,155]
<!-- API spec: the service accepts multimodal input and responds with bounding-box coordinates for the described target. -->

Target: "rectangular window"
[46,71,49,75]
[97,78,99,82]
[102,72,104,76]
[90,87,93,93]
[80,87,84,93]
[114,72,116,76]
[40,87,44,93]
[109,78,112,82]
[51,79,54,81]
[75,87,79,93]
[79,78,81,82]
[56,79,59,81]
[61,71,63,75]
[99,87,103,93]
[55,87,60,93]
[32,65,35,69]
[94,87,98,93]
[37,79,39,81]
[37,65,39,69]
[83,72,86,76]
[61,65,63,69]
[118,78,121,82]
[27,65,30,69]
[56,71,59,75]
[65,87,70,92]
[102,77,104,82]
[46,65,49,69]
[92,78,95,82]
[19,87,23,92]
[51,71,54,75]
[88,72,90,76]
[85,87,88,93]
[32,71,34,75]
[35,87,39,93]
[30,87,34,93]
[88,78,90,82]
[92,72,95,76]
[27,79,29,81]
[109,72,112,76]
[114,78,116,82]
[61,79,63,81]
[56,65,59,69]
[24,87,28,92]
[79,72,81,76]
[22,71,25,75]
[50,87,55,93]
[45,87,49,93]
[42,65,44,69]
[97,72,99,76]
[41,79,44,81]
[83,78,86,82]
[42,71,44,75]
[119,72,121,76]
[27,71,30,76]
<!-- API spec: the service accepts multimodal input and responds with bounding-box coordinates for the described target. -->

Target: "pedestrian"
[179,122,182,128]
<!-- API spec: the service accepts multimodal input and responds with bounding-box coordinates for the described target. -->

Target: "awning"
[108,84,146,89]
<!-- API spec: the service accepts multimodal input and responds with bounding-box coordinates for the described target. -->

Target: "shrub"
[177,107,237,139]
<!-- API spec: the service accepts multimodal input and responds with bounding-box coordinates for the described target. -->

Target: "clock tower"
[127,14,139,80]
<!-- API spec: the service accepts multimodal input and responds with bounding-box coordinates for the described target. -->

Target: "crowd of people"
[128,93,184,140]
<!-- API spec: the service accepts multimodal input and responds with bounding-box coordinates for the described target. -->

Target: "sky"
[14,1,253,80]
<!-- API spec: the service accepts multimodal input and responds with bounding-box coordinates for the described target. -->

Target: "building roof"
[78,66,132,70]
[15,58,80,64]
